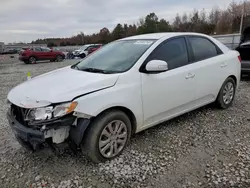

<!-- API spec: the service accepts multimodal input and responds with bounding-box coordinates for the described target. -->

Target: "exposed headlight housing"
[25,102,78,121]
[26,106,53,121]
[53,102,78,117]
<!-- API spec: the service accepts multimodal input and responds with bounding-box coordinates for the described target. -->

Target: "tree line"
[31,1,250,47]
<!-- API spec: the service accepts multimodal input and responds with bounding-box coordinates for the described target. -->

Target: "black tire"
[56,55,63,62]
[81,110,132,163]
[216,77,236,109]
[79,54,86,59]
[29,56,36,64]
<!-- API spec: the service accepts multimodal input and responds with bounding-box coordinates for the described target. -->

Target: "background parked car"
[235,28,250,75]
[19,47,65,64]
[52,48,69,58]
[72,44,102,58]
[1,48,18,54]
[87,44,102,55]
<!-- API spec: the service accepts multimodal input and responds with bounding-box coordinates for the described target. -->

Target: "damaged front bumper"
[7,110,45,150]
[7,109,76,151]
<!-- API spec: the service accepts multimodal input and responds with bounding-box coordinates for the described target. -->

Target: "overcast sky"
[0,0,238,43]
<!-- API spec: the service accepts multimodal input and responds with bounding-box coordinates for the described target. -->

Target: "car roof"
[120,32,208,41]
[84,44,101,46]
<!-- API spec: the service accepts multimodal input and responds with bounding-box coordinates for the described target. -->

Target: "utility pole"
[80,32,84,45]
[239,0,246,34]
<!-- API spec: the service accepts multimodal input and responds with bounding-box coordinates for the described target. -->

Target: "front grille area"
[11,104,29,126]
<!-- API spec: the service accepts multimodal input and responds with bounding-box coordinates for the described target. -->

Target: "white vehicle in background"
[7,32,241,163]
[72,44,102,58]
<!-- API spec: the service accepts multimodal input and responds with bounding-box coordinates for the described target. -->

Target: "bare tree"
[181,13,188,23]
[209,6,221,25]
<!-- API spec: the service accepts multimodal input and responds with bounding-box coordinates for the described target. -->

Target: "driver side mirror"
[145,60,168,73]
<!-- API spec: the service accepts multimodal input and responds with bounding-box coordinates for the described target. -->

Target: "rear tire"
[29,56,36,64]
[56,55,63,62]
[79,54,86,59]
[216,77,236,109]
[81,110,132,163]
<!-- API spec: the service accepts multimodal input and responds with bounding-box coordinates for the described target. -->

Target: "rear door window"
[188,37,221,62]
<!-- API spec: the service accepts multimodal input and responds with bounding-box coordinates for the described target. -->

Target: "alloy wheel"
[222,82,234,105]
[57,55,62,62]
[98,120,128,158]
[29,57,36,64]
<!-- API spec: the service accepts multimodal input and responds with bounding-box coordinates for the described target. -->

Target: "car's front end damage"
[7,101,91,153]
[5,65,120,154]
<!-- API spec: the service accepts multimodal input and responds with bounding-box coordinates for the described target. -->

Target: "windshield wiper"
[81,68,111,74]
[71,62,81,70]
[74,64,80,70]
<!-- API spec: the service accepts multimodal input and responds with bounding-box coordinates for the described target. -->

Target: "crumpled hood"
[8,66,119,108]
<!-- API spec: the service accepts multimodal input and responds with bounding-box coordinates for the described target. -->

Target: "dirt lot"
[1,55,250,188]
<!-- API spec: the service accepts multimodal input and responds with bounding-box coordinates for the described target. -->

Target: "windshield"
[73,39,155,73]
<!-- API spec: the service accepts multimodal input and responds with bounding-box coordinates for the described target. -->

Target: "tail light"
[238,55,241,63]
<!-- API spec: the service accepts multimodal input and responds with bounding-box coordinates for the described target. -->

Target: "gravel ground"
[1,55,250,188]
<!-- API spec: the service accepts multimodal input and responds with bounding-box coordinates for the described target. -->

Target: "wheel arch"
[216,75,238,100]
[70,105,137,153]
[71,105,138,147]
[228,75,237,86]
[29,55,37,59]
[93,106,137,135]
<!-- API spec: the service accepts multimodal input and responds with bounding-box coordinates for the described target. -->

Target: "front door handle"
[185,72,195,79]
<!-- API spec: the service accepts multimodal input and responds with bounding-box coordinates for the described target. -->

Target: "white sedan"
[7,32,241,163]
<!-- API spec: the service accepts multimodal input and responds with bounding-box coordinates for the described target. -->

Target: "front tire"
[81,110,132,163]
[216,77,236,109]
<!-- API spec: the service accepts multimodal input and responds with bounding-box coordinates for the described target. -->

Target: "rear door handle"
[185,72,195,79]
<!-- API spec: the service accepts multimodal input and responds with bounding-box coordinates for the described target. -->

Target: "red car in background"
[87,44,103,55]
[19,47,65,64]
